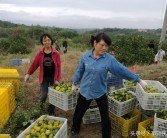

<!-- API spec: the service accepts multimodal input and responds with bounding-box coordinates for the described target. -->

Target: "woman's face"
[42,36,52,48]
[94,39,108,56]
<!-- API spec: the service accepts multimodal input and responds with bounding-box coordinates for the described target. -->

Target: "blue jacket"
[73,50,140,100]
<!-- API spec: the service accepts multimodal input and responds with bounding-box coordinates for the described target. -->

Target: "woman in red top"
[24,33,61,115]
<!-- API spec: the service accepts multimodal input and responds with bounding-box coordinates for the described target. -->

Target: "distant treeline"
[0,20,166,65]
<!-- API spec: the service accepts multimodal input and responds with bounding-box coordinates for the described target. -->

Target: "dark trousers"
[40,77,55,113]
[72,93,111,138]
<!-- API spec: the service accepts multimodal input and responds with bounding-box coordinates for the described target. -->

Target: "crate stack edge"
[109,109,141,137]
[108,88,137,117]
[0,69,20,94]
[0,88,10,129]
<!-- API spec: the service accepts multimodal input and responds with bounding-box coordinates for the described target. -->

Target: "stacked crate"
[109,109,141,137]
[108,88,137,117]
[0,88,10,128]
[0,69,19,128]
[108,87,141,137]
[136,80,167,110]
[0,134,11,138]
[137,118,154,138]
[0,69,20,93]
[123,80,137,92]
[82,100,101,124]
[0,83,16,114]
[153,113,167,138]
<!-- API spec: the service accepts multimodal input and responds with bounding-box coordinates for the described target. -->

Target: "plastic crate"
[0,69,19,78]
[108,88,137,117]
[90,100,97,106]
[138,118,154,138]
[107,73,123,91]
[21,58,30,64]
[136,80,167,110]
[0,88,10,129]
[9,59,22,66]
[0,69,20,93]
[0,83,16,114]
[82,107,101,124]
[109,109,141,137]
[0,134,11,138]
[48,87,78,111]
[17,115,67,138]
[123,80,137,92]
[153,113,167,138]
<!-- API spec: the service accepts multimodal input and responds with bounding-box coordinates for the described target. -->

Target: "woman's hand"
[24,74,30,82]
[72,84,79,95]
[139,80,148,89]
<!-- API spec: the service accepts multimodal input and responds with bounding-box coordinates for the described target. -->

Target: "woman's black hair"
[40,33,53,45]
[90,33,111,47]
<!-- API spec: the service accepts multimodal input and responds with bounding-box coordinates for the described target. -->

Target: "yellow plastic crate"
[138,118,154,138]
[109,109,141,137]
[0,69,20,93]
[0,134,11,138]
[0,83,16,114]
[0,69,19,78]
[0,88,10,129]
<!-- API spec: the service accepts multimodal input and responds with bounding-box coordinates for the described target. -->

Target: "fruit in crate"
[108,90,134,102]
[25,115,63,138]
[146,125,154,133]
[144,87,164,93]
[124,81,136,86]
[53,82,72,93]
[156,109,167,120]
[122,112,133,120]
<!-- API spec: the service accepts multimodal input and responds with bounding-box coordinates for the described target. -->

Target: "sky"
[0,0,167,29]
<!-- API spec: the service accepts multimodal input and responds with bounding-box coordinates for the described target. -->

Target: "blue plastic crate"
[107,74,123,91]
[10,59,22,66]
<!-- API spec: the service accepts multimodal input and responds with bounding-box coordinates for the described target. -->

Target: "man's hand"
[139,80,148,89]
[24,74,30,82]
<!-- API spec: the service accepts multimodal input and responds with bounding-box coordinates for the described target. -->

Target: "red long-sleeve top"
[27,47,61,84]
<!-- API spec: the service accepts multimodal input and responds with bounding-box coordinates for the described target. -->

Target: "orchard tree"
[112,35,155,66]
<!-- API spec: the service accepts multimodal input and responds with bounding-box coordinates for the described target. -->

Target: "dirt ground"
[17,52,167,138]
[21,69,137,138]
[23,78,124,138]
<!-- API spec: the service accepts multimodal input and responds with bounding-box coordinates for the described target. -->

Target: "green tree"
[113,35,155,66]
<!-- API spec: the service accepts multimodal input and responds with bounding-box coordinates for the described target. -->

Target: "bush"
[113,35,155,66]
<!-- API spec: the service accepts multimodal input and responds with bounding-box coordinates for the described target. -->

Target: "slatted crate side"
[0,83,16,114]
[0,79,20,93]
[0,68,20,93]
[153,113,167,138]
[82,108,101,124]
[0,134,11,138]
[108,88,137,116]
[0,88,10,129]
[138,118,154,138]
[109,109,141,137]
[48,87,78,111]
